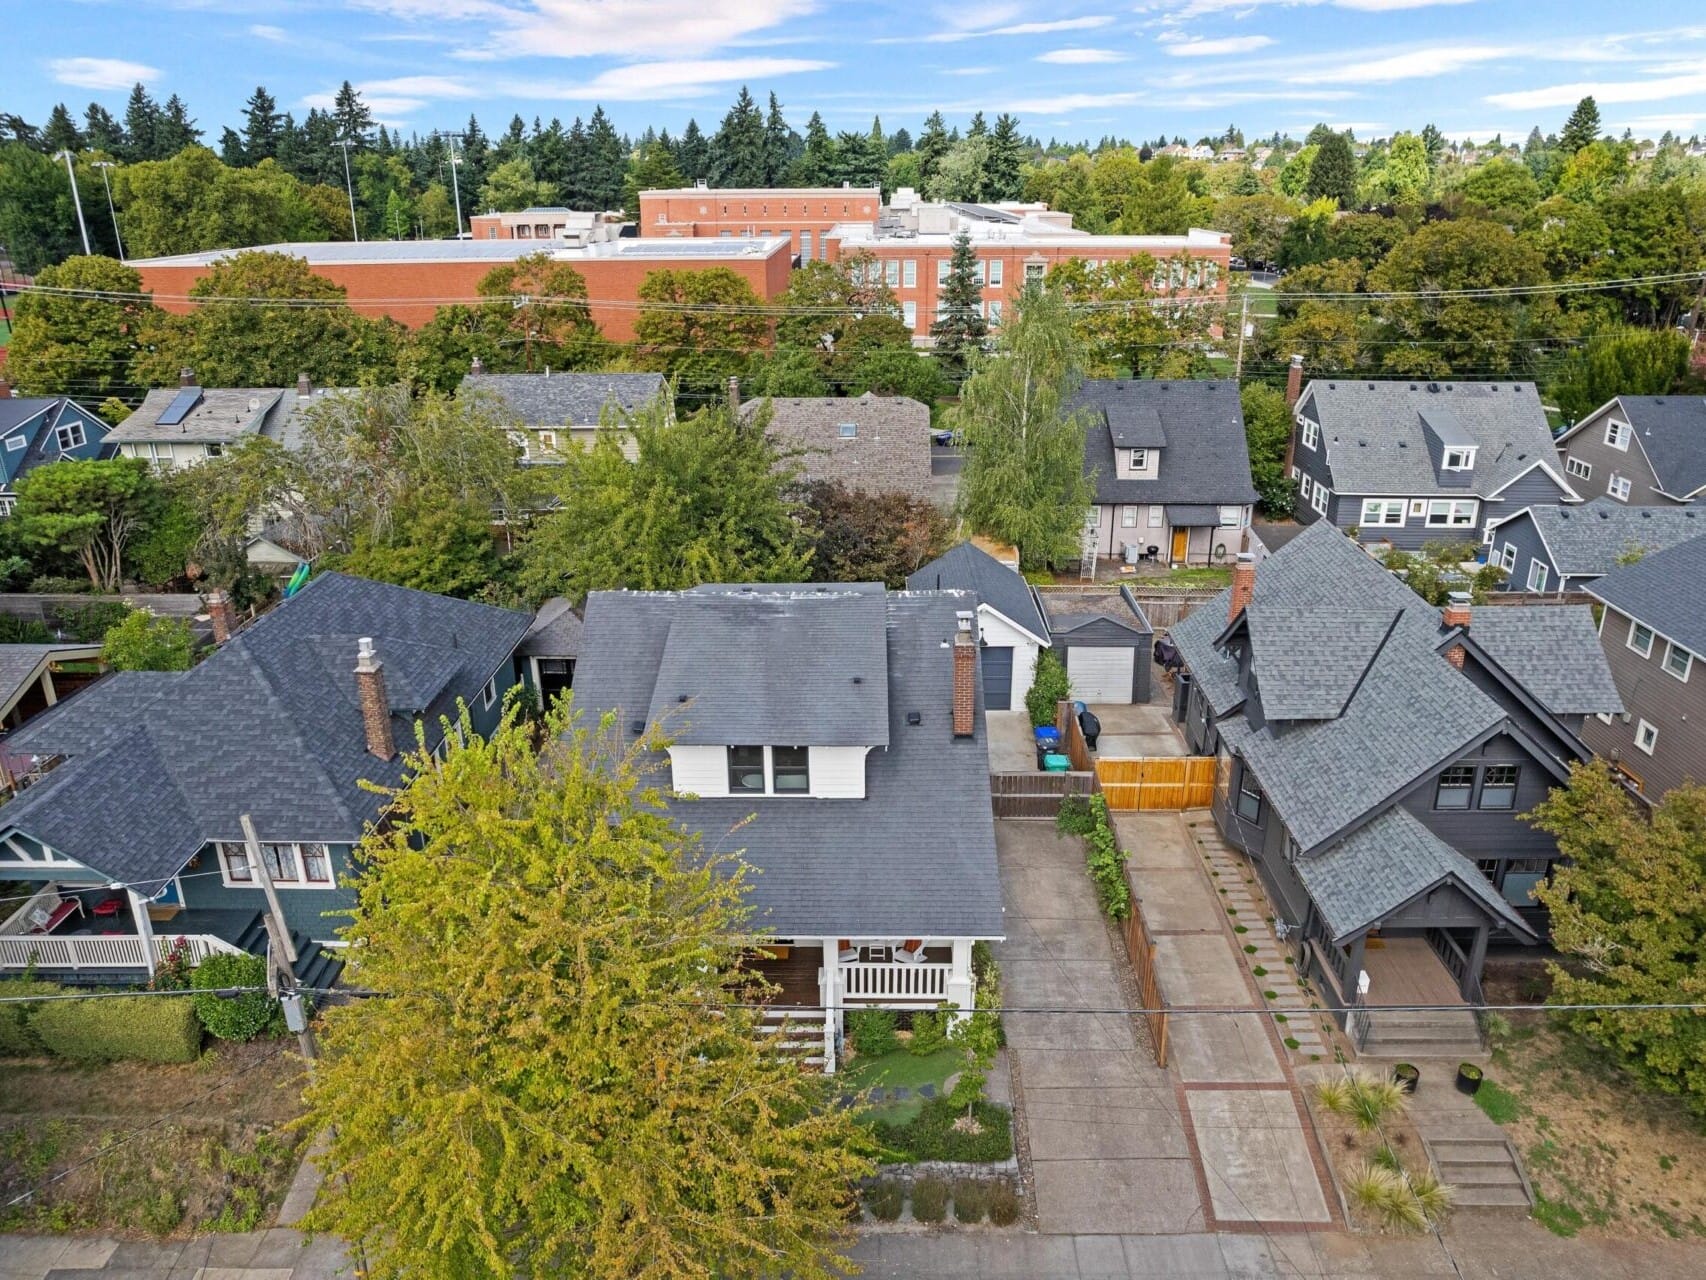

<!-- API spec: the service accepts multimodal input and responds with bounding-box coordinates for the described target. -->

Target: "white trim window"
[1360,499,1405,527]
[1425,499,1477,528]
[481,675,498,709]
[902,260,917,289]
[1605,419,1631,451]
[987,259,1003,287]
[216,841,336,888]
[936,258,952,284]
[884,260,900,288]
[1663,641,1693,682]
[1147,506,1164,527]
[1608,474,1631,502]
[1442,447,1476,471]
[1301,420,1319,450]
[1218,505,1243,528]
[1526,560,1549,592]
[55,421,87,452]
[1627,622,1654,658]
[0,495,14,517]
[1565,456,1592,481]
[1499,543,1517,571]
[1298,474,1312,500]
[986,300,1003,325]
[1121,506,1138,528]
[902,301,917,329]
[1311,482,1329,516]
[1635,719,1658,754]
[1290,466,1300,481]
[3,435,24,453]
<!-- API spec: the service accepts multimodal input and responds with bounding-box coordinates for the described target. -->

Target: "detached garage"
[1040,587,1154,705]
[908,540,1052,714]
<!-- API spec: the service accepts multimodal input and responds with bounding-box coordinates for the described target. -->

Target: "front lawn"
[840,1046,959,1125]
[841,1046,1014,1165]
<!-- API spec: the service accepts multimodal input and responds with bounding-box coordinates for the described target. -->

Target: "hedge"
[191,953,280,1042]
[872,1097,1014,1164]
[30,994,203,1063]
[0,980,61,1056]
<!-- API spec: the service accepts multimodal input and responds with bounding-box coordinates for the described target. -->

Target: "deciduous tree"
[12,458,162,591]
[800,480,948,587]
[100,608,196,671]
[632,267,772,405]
[5,255,153,398]
[1549,327,1693,423]
[1240,384,1297,518]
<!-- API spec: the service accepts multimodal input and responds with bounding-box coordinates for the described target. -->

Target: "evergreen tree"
[1305,131,1356,209]
[929,229,989,378]
[833,126,885,190]
[459,113,490,196]
[332,80,374,147]
[790,112,837,185]
[218,127,246,166]
[240,86,282,162]
[83,103,124,155]
[710,87,766,186]
[916,111,951,189]
[41,104,82,153]
[1560,95,1602,154]
[675,118,709,180]
[532,117,570,192]
[583,106,626,211]
[1419,122,1444,167]
[621,138,685,221]
[122,83,161,161]
[987,113,1025,200]
[889,126,912,155]
[762,91,792,185]
[156,94,202,155]
[967,111,987,139]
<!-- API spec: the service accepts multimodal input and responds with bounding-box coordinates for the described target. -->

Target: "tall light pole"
[434,130,465,237]
[54,151,91,255]
[335,138,360,242]
[91,161,124,261]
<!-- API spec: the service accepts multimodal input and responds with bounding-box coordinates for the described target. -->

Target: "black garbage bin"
[1078,708,1101,751]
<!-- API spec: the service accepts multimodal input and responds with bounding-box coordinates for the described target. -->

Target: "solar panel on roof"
[156,387,203,426]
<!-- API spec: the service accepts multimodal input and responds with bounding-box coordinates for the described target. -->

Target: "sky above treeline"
[17,0,1706,146]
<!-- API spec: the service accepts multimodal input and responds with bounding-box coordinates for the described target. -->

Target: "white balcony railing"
[0,933,243,972]
[840,961,951,1002]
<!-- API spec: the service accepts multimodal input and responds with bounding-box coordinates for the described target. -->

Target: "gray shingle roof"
[1248,607,1402,721]
[907,542,1048,644]
[106,386,351,448]
[0,643,103,714]
[518,598,583,658]
[0,398,113,488]
[1499,499,1706,578]
[571,585,1005,939]
[746,395,934,501]
[459,372,666,428]
[0,573,531,894]
[1458,606,1623,717]
[1298,380,1563,498]
[1294,807,1536,942]
[1073,380,1259,508]
[1615,396,1706,498]
[1586,531,1706,656]
[1038,588,1153,638]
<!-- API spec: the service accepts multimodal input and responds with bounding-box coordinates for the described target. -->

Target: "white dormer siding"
[1115,448,1160,480]
[668,745,872,799]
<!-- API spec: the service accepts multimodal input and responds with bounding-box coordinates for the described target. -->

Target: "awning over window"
[1163,504,1221,526]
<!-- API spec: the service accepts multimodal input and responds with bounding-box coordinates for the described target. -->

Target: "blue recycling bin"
[1033,725,1061,748]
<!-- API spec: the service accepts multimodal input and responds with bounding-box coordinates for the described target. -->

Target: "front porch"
[0,880,252,978]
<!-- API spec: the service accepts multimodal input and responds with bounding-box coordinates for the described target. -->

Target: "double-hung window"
[1627,622,1654,657]
[937,258,952,284]
[1526,560,1549,592]
[1635,719,1658,754]
[987,259,1003,287]
[1147,506,1164,527]
[884,260,900,288]
[986,300,1003,324]
[1435,765,1475,810]
[902,259,917,289]
[1235,775,1264,823]
[1360,499,1404,527]
[1479,765,1519,810]
[1605,419,1631,450]
[1608,474,1631,502]
[219,841,253,882]
[1311,482,1329,516]
[1425,499,1476,528]
[772,746,810,793]
[1129,448,1148,472]
[1121,507,1138,528]
[1499,543,1517,572]
[1298,474,1312,500]
[1300,420,1319,450]
[481,675,498,709]
[262,843,297,884]
[902,301,917,329]
[728,746,766,794]
[1663,642,1693,681]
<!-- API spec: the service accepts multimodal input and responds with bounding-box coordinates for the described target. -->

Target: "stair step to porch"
[1424,1137,1533,1209]
[1361,1041,1487,1060]
[1454,1185,1534,1208]
[1437,1161,1527,1188]
[1425,1140,1513,1165]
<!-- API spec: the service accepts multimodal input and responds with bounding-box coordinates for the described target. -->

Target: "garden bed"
[1299,1066,1450,1235]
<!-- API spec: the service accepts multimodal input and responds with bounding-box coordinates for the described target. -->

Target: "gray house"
[1581,533,1706,800]
[459,369,668,462]
[1553,395,1706,506]
[745,394,934,502]
[108,376,350,470]
[1039,588,1154,704]
[1169,524,1619,1050]
[1073,379,1259,567]
[1486,499,1705,594]
[0,573,531,987]
[1291,380,1579,549]
[571,582,1004,1072]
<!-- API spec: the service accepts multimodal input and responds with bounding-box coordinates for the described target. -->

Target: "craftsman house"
[572,582,1005,1071]
[459,368,668,462]
[907,541,1050,711]
[1486,499,1705,594]
[1290,380,1579,549]
[0,573,530,986]
[1074,379,1259,568]
[0,395,113,515]
[1552,395,1706,507]
[1168,524,1620,1052]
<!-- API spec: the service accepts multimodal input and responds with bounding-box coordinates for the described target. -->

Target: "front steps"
[1421,1133,1534,1208]
[1356,1008,1484,1060]
[759,1007,829,1070]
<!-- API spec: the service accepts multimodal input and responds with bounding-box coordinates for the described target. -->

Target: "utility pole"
[334,139,360,243]
[1234,291,1251,380]
[434,130,465,237]
[91,161,124,261]
[54,151,91,255]
[240,814,318,1064]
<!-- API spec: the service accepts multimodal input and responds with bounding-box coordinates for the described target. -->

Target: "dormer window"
[729,745,766,793]
[1442,447,1476,471]
[1129,448,1146,470]
[773,746,810,793]
[727,745,811,795]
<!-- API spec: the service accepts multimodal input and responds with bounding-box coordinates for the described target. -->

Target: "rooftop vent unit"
[905,711,922,726]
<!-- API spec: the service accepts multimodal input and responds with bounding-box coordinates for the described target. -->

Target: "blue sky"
[18,1,1706,146]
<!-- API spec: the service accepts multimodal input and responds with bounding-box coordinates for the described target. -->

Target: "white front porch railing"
[0,933,244,972]
[840,961,951,1001]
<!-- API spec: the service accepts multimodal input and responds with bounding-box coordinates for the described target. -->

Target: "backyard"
[0,1040,306,1237]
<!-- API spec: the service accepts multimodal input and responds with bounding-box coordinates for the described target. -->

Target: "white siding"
[669,746,729,796]
[1068,646,1135,702]
[810,746,870,799]
[667,744,869,798]
[978,606,1042,705]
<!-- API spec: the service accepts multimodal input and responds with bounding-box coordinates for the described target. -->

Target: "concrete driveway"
[985,709,1039,773]
[1085,700,1186,758]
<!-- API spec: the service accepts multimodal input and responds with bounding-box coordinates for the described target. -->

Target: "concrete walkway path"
[995,821,1205,1234]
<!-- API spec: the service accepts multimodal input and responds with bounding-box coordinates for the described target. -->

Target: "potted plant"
[1455,1062,1484,1096]
[1392,1062,1419,1094]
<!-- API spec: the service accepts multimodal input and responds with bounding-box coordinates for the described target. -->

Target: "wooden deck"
[746,948,824,1008]
[1360,937,1465,1007]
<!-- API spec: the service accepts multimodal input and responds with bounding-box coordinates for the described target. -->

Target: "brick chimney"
[354,637,396,760]
[0,378,10,400]
[205,589,236,644]
[1284,354,1305,407]
[1229,553,1256,623]
[296,371,312,400]
[726,375,740,417]
[179,367,196,387]
[952,611,976,738]
[470,356,485,376]
[1443,591,1471,669]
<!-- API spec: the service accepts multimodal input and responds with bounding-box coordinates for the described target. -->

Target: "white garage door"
[1067,646,1135,703]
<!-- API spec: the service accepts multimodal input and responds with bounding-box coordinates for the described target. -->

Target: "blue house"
[0,573,530,986]
[0,396,113,515]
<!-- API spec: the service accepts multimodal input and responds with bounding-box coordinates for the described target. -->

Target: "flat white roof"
[131,237,792,269]
[825,223,1229,250]
[641,186,881,198]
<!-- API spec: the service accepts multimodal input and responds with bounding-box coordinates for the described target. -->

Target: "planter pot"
[1392,1063,1419,1094]
[1456,1063,1484,1096]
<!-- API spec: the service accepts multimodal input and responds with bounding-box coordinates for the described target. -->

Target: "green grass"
[1158,566,1234,588]
[1473,1080,1522,1125]
[841,1048,960,1125]
[1533,1193,1586,1237]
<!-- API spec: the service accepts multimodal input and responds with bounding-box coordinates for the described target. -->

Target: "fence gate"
[1095,757,1217,810]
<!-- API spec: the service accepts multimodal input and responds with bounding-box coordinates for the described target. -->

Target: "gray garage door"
[982,646,1014,710]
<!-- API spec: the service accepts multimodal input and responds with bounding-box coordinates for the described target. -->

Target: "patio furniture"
[838,940,860,963]
[894,940,925,965]
[26,896,83,934]
[91,897,124,920]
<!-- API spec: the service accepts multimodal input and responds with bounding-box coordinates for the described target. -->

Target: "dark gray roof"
[1586,532,1706,656]
[1038,588,1153,638]
[1459,606,1623,717]
[907,542,1048,644]
[0,398,111,488]
[571,585,1004,938]
[1106,400,1167,449]
[1297,380,1564,498]
[518,598,583,658]
[1294,808,1536,942]
[460,372,666,428]
[645,586,891,747]
[107,385,352,448]
[0,573,530,894]
[1614,396,1706,499]
[1163,504,1222,526]
[1073,380,1259,508]
[0,643,103,714]
[1248,607,1402,721]
[747,394,934,500]
[1497,499,1706,578]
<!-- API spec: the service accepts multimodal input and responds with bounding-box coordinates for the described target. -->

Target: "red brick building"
[130,238,794,342]
[638,183,881,261]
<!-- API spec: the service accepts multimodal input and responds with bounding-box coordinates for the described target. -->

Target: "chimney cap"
[1446,590,1472,606]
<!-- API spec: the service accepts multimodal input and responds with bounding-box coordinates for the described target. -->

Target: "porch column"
[946,938,974,1027]
[1465,925,1490,999]
[127,888,157,976]
[819,937,841,1076]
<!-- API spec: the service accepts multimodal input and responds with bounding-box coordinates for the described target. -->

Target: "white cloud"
[1487,70,1706,110]
[1144,0,1473,15]
[1036,48,1127,64]
[302,92,431,118]
[942,66,999,76]
[457,0,818,60]
[910,15,1117,44]
[1616,112,1703,135]
[994,92,1142,114]
[359,76,482,98]
[1158,35,1276,57]
[249,24,287,42]
[1297,44,1514,85]
[48,56,160,91]
[502,56,834,101]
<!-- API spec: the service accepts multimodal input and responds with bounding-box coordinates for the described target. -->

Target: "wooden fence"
[1095,757,1217,810]
[989,770,1095,818]
[1475,590,1597,608]
[1121,900,1170,1067]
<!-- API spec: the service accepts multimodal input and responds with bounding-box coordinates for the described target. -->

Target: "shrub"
[61,600,132,642]
[30,994,202,1063]
[0,980,61,1056]
[951,1177,989,1223]
[1055,794,1096,837]
[0,615,55,644]
[911,1175,949,1223]
[1025,648,1070,727]
[846,1008,899,1059]
[100,609,195,671]
[1347,1163,1423,1230]
[191,953,281,1042]
[863,1179,903,1222]
[1075,795,1131,920]
[1408,1168,1454,1222]
[27,574,89,595]
[907,1008,948,1056]
[1315,1069,1407,1131]
[988,1178,1021,1226]
[872,1098,1014,1163]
